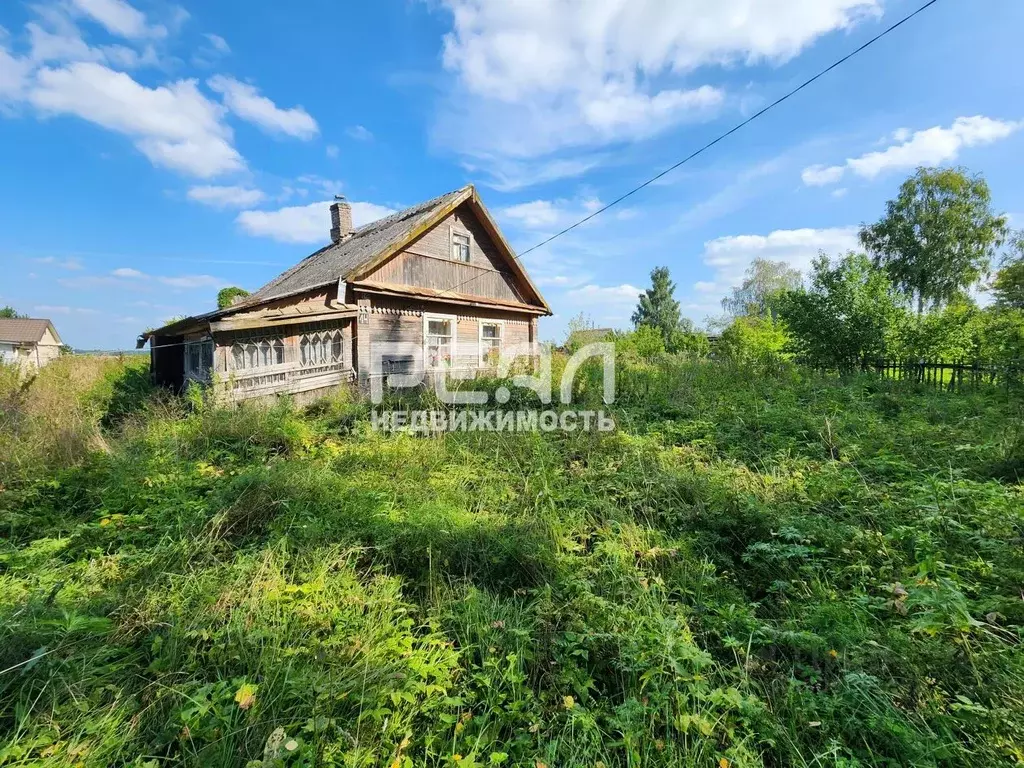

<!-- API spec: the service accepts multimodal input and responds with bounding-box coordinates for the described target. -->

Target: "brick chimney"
[330,197,354,243]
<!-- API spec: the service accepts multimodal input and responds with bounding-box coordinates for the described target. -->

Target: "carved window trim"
[299,328,344,368]
[229,335,286,372]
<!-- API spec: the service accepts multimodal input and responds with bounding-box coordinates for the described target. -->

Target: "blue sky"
[1,0,1022,349]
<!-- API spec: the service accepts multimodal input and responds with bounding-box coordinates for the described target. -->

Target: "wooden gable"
[354,201,543,310]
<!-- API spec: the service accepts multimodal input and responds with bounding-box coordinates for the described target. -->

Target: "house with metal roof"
[139,185,551,402]
[0,318,64,371]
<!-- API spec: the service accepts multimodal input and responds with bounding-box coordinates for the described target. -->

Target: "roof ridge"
[242,185,471,306]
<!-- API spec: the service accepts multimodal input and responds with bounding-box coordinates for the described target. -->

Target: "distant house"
[139,185,551,402]
[0,318,64,371]
[564,328,615,350]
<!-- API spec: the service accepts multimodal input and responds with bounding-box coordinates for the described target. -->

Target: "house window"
[185,338,214,380]
[425,315,454,368]
[230,336,285,371]
[299,329,344,368]
[479,321,502,366]
[451,232,471,263]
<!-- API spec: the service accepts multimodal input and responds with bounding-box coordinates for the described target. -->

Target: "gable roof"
[240,184,550,313]
[0,318,61,345]
[141,185,550,344]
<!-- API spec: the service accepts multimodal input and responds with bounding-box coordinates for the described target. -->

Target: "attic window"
[451,232,471,263]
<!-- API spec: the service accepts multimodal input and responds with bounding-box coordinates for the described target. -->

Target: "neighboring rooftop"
[565,328,615,347]
[0,318,61,344]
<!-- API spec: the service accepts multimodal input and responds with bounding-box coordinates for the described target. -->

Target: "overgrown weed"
[1,355,1022,766]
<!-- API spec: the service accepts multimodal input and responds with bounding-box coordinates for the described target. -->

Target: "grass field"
[1,354,1023,767]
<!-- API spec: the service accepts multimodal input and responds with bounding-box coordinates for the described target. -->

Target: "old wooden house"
[139,185,551,402]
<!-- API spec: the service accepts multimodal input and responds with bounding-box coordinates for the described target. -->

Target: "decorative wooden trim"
[371,305,422,316]
[352,281,547,315]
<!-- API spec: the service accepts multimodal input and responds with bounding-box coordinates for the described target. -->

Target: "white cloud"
[831,188,848,198]
[34,304,99,315]
[296,174,344,197]
[236,200,397,244]
[565,283,642,305]
[26,19,159,69]
[464,154,605,192]
[33,256,84,270]
[29,62,243,177]
[61,270,226,290]
[435,0,879,168]
[534,274,591,289]
[325,144,339,158]
[187,184,265,208]
[697,226,859,297]
[801,164,845,186]
[204,33,230,54]
[0,43,30,100]
[346,124,373,141]
[208,75,318,140]
[157,274,223,289]
[68,0,167,39]
[561,283,643,327]
[499,196,602,230]
[803,116,1023,186]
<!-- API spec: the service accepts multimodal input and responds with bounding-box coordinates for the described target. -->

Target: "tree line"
[627,166,1024,372]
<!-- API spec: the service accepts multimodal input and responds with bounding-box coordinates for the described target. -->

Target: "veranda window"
[185,338,214,380]
[230,337,285,371]
[299,328,344,367]
[425,316,454,368]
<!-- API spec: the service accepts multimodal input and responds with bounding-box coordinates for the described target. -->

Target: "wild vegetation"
[2,342,1023,767]
[1,165,1022,766]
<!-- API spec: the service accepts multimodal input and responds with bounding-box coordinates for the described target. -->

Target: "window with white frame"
[425,315,454,368]
[185,338,214,380]
[299,328,344,368]
[479,321,502,366]
[230,337,285,371]
[451,231,471,263]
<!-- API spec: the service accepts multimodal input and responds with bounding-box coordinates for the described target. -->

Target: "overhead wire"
[431,0,943,301]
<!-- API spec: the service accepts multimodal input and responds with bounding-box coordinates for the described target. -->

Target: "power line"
[436,0,942,301]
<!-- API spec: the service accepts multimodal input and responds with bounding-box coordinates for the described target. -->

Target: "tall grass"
[1,354,1022,766]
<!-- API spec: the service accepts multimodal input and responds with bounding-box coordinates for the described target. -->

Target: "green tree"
[722,258,802,317]
[859,167,1007,314]
[718,315,790,369]
[632,267,690,345]
[0,306,25,319]
[776,252,904,372]
[992,232,1024,310]
[217,286,250,309]
[892,298,983,362]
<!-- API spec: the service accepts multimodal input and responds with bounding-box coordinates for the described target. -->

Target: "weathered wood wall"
[361,293,534,377]
[361,205,530,304]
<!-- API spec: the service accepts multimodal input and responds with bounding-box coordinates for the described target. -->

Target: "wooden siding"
[362,294,534,376]
[361,205,530,305]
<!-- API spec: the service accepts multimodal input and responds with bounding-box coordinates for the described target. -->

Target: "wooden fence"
[871,359,1023,393]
